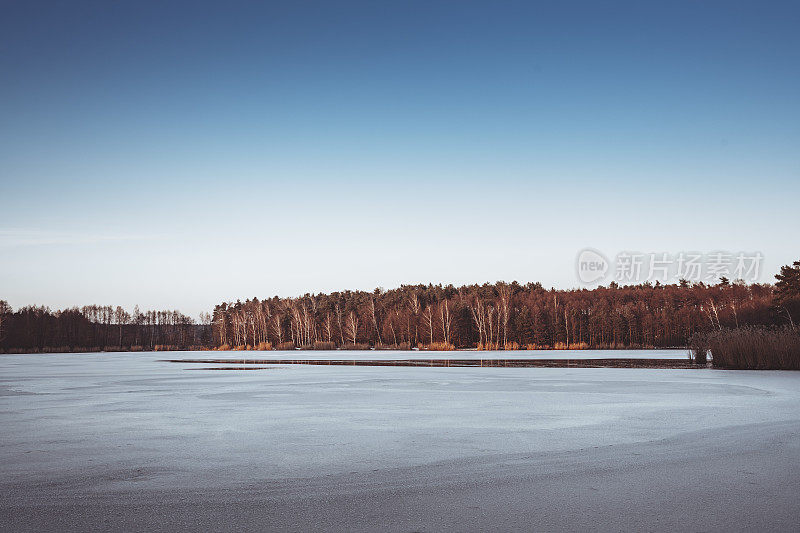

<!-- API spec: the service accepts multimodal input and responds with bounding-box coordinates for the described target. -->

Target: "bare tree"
[439,299,452,345]
[486,306,495,349]
[346,311,359,345]
[388,310,398,346]
[408,293,421,346]
[114,306,130,347]
[422,306,434,345]
[214,309,228,346]
[270,312,283,346]
[0,300,10,343]
[498,283,510,348]
[706,299,722,331]
[470,298,486,348]
[335,303,345,345]
[199,311,212,345]
[370,298,382,345]
[324,312,333,342]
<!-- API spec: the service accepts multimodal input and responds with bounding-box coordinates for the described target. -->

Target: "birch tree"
[346,311,359,345]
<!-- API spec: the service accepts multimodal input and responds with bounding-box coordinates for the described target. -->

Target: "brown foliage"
[275,342,296,351]
[420,342,456,351]
[692,326,800,369]
[339,343,370,350]
[3,260,797,353]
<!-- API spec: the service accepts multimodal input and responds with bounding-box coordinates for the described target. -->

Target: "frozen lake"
[164,347,691,360]
[2,351,799,531]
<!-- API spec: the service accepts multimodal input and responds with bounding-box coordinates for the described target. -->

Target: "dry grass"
[692,326,800,370]
[339,343,370,350]
[523,342,590,350]
[275,342,296,351]
[308,341,336,350]
[419,342,456,351]
[554,342,589,350]
[375,342,412,350]
[153,345,193,351]
[476,342,499,350]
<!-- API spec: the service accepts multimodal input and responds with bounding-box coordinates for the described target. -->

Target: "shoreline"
[162,357,699,369]
[1,346,691,355]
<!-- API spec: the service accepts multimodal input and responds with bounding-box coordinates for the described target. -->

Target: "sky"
[1,0,799,317]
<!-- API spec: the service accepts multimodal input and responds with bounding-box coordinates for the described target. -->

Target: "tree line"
[210,279,783,351]
[0,303,212,352]
[2,259,797,353]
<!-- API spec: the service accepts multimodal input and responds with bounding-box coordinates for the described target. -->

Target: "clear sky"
[1,0,799,317]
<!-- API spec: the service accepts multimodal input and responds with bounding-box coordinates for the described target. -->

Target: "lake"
[2,350,798,531]
[158,347,691,360]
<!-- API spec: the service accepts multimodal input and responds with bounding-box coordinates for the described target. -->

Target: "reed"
[275,342,296,351]
[154,345,183,351]
[231,344,252,351]
[419,342,456,351]
[476,342,499,350]
[309,341,336,350]
[375,342,412,350]
[552,342,589,350]
[339,343,370,350]
[691,326,800,370]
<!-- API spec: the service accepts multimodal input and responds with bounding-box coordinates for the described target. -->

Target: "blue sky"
[1,1,799,316]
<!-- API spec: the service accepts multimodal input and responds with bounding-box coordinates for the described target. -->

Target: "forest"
[0,303,211,353]
[1,258,797,353]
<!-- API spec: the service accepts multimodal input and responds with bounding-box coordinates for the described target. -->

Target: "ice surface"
[167,348,691,360]
[1,351,798,531]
